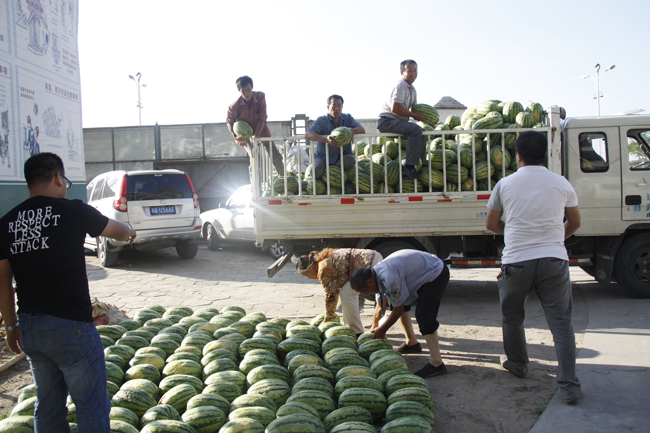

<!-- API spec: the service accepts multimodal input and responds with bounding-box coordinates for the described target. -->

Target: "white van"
[84,169,202,266]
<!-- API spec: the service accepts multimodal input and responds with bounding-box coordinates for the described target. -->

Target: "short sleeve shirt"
[0,196,109,322]
[487,166,579,264]
[379,79,417,121]
[308,114,361,165]
[373,249,443,307]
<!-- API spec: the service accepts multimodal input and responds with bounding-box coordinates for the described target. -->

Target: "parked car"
[200,184,283,259]
[84,169,202,266]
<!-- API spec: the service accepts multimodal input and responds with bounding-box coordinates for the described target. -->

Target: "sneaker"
[414,362,447,378]
[562,389,582,405]
[502,359,527,378]
[402,165,423,180]
[397,342,423,354]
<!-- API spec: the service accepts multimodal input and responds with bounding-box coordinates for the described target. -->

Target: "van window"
[102,175,122,199]
[126,173,192,201]
[628,130,650,170]
[90,178,105,202]
[579,132,609,173]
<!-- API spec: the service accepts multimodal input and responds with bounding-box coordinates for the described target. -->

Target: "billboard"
[0,0,83,215]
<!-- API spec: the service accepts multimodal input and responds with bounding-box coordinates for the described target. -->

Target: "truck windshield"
[628,130,650,170]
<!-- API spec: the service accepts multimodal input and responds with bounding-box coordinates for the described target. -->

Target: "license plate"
[150,206,176,215]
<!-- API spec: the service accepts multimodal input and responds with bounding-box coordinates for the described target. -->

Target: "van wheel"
[97,236,119,267]
[176,241,199,259]
[205,224,221,251]
[615,233,650,298]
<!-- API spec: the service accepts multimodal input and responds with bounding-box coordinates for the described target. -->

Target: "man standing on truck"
[226,75,284,176]
[377,59,426,180]
[485,130,583,404]
[0,152,136,431]
[305,95,365,179]
[350,249,450,378]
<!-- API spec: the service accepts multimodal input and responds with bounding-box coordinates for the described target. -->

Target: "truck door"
[564,125,622,234]
[620,126,650,221]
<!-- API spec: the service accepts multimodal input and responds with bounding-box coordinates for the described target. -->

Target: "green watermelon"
[233,121,254,140]
[331,127,353,146]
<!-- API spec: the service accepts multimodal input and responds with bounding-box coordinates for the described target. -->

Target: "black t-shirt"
[0,196,109,322]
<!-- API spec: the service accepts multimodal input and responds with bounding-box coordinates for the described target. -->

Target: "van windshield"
[126,174,192,200]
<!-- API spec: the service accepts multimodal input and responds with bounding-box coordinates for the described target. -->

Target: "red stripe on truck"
[477,194,491,200]
[341,198,355,204]
[408,197,423,202]
[268,200,282,205]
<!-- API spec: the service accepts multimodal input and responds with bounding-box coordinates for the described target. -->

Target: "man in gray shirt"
[377,59,427,180]
[350,249,450,378]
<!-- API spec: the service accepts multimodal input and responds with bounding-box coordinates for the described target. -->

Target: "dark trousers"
[413,264,450,335]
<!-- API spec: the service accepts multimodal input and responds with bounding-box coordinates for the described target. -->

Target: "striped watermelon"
[502,101,524,124]
[477,100,499,116]
[166,352,201,365]
[163,360,202,379]
[203,358,239,378]
[276,401,321,419]
[335,376,384,398]
[218,418,265,433]
[335,365,377,382]
[140,404,182,429]
[379,416,432,433]
[293,365,335,384]
[150,339,181,357]
[526,102,544,123]
[475,161,495,180]
[109,420,140,433]
[273,176,299,195]
[181,406,227,433]
[357,339,393,359]
[337,388,387,421]
[233,121,254,140]
[461,108,478,125]
[384,141,399,160]
[129,353,165,371]
[9,397,35,417]
[111,387,157,418]
[321,336,357,357]
[386,387,434,411]
[412,104,439,127]
[490,146,512,171]
[323,165,344,189]
[247,364,291,386]
[364,143,383,158]
[159,374,204,395]
[326,354,369,374]
[290,377,334,398]
[330,422,376,433]
[119,319,141,331]
[385,160,401,186]
[288,354,326,375]
[228,406,276,427]
[385,401,435,427]
[204,370,246,391]
[121,379,160,401]
[265,413,326,433]
[186,393,231,415]
[247,378,291,407]
[202,382,242,404]
[353,142,368,157]
[285,349,320,367]
[385,375,429,396]
[445,115,461,129]
[277,338,321,359]
[239,356,279,376]
[159,384,198,415]
[139,420,197,433]
[110,407,140,428]
[230,394,276,412]
[324,348,359,364]
[125,364,161,384]
[515,112,534,128]
[472,115,503,139]
[106,361,125,385]
[446,165,468,184]
[287,390,335,420]
[331,127,353,146]
[323,406,374,432]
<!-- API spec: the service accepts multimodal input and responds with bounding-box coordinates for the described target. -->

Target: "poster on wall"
[0,0,82,181]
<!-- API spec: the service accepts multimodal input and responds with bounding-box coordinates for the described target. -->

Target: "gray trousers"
[497,257,581,398]
[314,154,355,179]
[376,116,427,167]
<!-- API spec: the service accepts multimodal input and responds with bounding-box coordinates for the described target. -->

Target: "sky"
[78,0,650,129]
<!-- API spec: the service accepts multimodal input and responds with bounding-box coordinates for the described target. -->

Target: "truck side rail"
[251,106,561,201]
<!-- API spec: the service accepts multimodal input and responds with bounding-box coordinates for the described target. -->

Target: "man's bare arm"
[486,209,505,235]
[101,219,136,243]
[564,206,581,239]
[391,102,423,122]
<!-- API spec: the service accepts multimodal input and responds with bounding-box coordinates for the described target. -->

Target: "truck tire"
[375,240,421,259]
[614,233,650,298]
[205,224,221,251]
[97,236,119,267]
[176,241,199,259]
[267,241,284,260]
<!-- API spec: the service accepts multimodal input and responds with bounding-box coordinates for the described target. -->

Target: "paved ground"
[83,241,649,433]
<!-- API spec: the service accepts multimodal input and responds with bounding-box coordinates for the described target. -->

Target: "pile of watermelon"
[266,100,546,197]
[1,306,436,433]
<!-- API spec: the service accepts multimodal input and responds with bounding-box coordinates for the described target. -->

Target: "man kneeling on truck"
[305,94,365,179]
[350,249,449,378]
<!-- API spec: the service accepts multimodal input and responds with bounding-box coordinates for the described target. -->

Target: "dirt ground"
[0,266,590,433]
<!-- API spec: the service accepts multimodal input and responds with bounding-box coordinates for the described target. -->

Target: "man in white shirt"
[377,60,427,180]
[486,130,582,404]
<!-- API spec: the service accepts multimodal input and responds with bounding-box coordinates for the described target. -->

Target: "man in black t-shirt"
[0,153,135,432]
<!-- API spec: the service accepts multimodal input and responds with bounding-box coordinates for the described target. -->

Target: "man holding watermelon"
[305,95,365,179]
[377,59,427,180]
[349,249,450,378]
[226,75,284,175]
[486,130,582,404]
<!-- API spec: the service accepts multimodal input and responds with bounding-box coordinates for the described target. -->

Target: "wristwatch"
[5,322,18,331]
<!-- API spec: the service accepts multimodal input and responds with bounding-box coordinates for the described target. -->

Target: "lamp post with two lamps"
[582,63,615,116]
[128,72,147,126]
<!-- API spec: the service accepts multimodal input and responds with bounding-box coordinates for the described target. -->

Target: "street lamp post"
[128,72,147,125]
[582,63,615,116]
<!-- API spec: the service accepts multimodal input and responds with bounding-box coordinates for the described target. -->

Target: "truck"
[247,106,650,298]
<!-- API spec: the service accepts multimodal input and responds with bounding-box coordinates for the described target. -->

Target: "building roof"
[433,96,466,110]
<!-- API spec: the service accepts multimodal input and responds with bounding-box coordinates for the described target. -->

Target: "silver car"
[200,184,283,259]
[84,169,202,266]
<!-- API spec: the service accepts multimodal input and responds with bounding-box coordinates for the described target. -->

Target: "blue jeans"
[497,258,581,400]
[376,116,427,167]
[18,313,111,433]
